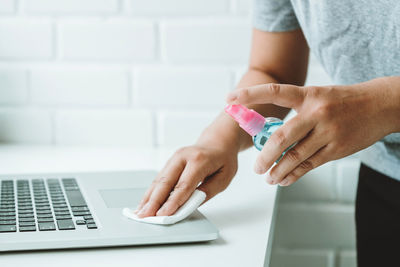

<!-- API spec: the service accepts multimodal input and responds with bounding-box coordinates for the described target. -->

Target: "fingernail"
[137,203,149,216]
[157,205,167,216]
[279,179,289,186]
[133,205,141,214]
[266,174,274,184]
[254,163,265,174]
[227,92,237,103]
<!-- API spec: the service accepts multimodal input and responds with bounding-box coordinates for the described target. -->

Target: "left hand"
[226,78,399,186]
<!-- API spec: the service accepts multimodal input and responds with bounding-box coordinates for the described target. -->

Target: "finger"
[136,158,186,218]
[135,156,177,212]
[227,83,305,109]
[278,146,330,186]
[156,162,208,216]
[267,129,328,184]
[196,169,231,204]
[254,115,316,174]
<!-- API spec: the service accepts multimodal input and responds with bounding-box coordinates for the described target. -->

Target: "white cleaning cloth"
[122,190,206,225]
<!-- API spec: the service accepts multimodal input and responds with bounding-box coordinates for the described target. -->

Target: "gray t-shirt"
[253,0,400,180]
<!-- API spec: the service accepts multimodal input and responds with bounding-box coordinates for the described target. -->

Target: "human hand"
[226,78,398,186]
[135,142,238,218]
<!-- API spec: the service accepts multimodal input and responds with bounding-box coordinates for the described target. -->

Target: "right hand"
[135,141,239,218]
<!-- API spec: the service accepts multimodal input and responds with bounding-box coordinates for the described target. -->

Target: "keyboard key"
[57,219,75,230]
[76,220,86,225]
[83,215,93,220]
[0,216,16,221]
[18,210,34,214]
[71,206,89,212]
[64,190,86,207]
[0,220,16,225]
[85,219,95,224]
[19,213,35,218]
[0,225,17,232]
[56,215,72,220]
[38,222,56,231]
[19,222,36,227]
[0,212,15,216]
[55,212,70,216]
[36,213,52,215]
[19,226,36,232]
[87,223,97,229]
[19,218,36,222]
[38,218,54,223]
[73,211,91,216]
[37,214,53,219]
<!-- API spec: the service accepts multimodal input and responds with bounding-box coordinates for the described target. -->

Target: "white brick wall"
[0,1,358,266]
[31,67,129,106]
[59,20,156,61]
[0,19,52,59]
[21,0,119,15]
[134,66,232,109]
[127,0,230,16]
[0,69,28,104]
[161,20,251,63]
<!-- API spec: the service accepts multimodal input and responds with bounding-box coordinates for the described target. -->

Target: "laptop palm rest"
[99,188,146,209]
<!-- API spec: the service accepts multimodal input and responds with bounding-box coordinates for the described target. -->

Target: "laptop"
[0,170,219,252]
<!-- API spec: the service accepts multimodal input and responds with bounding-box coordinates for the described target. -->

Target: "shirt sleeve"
[253,0,300,32]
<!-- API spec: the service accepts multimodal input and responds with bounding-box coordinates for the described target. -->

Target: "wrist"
[196,112,251,153]
[378,77,400,133]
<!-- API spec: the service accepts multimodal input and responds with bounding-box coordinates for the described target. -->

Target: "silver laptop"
[0,171,218,252]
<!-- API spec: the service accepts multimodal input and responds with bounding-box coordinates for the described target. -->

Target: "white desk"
[0,145,278,267]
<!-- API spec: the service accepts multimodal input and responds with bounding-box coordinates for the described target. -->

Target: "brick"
[0,69,28,104]
[0,109,52,144]
[339,250,357,267]
[128,0,229,16]
[0,19,52,59]
[280,162,337,202]
[0,0,15,13]
[59,20,155,61]
[22,0,118,14]
[270,249,334,267]
[157,111,219,148]
[337,159,360,203]
[274,203,356,248]
[134,67,232,108]
[31,67,129,106]
[55,109,153,146]
[161,20,251,63]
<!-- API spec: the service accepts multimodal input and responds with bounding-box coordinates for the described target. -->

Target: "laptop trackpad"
[99,188,146,208]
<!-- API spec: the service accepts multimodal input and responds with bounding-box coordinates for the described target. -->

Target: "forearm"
[197,68,291,152]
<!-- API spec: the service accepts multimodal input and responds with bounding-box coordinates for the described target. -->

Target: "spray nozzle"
[224,104,265,136]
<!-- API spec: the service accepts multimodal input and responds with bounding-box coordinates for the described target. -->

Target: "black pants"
[356,164,400,267]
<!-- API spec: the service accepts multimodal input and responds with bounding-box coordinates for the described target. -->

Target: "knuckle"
[237,88,250,102]
[266,83,280,95]
[156,176,173,187]
[298,160,314,172]
[314,103,333,119]
[285,148,302,163]
[174,181,192,192]
[191,150,206,162]
[271,130,287,147]
[305,86,322,98]
[174,146,188,156]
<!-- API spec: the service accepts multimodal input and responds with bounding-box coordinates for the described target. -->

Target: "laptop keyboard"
[0,178,97,233]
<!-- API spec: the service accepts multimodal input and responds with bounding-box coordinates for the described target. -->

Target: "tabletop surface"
[0,145,278,267]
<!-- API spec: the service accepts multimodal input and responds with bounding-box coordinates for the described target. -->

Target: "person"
[135,1,400,265]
